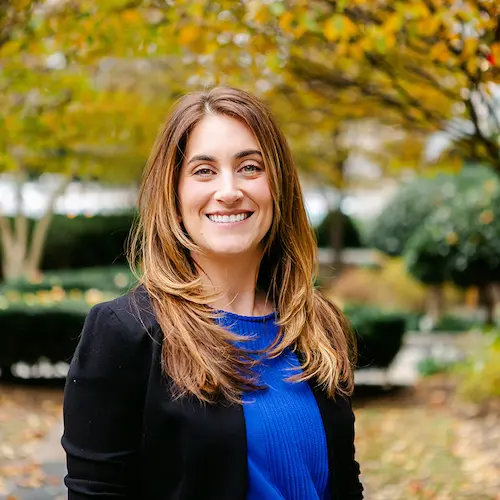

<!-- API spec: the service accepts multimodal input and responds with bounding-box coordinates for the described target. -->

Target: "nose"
[214,172,243,205]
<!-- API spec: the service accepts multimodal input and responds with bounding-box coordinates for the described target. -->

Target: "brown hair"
[127,86,357,403]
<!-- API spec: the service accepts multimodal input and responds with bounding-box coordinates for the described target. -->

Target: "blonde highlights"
[127,86,356,403]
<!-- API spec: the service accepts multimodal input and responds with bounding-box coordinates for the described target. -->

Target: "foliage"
[405,167,500,287]
[330,257,463,313]
[0,1,183,281]
[368,177,444,257]
[147,0,500,171]
[417,356,458,376]
[41,212,134,270]
[0,212,134,279]
[0,303,87,368]
[432,313,483,332]
[315,210,362,248]
[370,165,496,256]
[0,266,135,294]
[455,334,500,405]
[344,304,407,368]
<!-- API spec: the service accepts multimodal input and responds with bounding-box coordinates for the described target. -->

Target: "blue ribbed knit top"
[217,311,330,500]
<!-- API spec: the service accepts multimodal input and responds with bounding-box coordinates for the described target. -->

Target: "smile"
[206,213,253,223]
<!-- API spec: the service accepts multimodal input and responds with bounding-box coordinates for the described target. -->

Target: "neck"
[192,251,273,317]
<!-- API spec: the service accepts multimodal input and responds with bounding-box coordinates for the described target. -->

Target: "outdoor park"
[1,0,500,498]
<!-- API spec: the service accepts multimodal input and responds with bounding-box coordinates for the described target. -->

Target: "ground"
[354,382,500,500]
[0,379,498,499]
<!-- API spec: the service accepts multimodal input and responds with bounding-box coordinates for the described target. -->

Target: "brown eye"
[194,168,214,177]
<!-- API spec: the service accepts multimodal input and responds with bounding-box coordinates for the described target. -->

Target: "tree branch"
[465,90,500,167]
[478,84,500,134]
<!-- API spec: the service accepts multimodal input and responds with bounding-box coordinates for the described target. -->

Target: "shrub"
[0,212,135,279]
[41,212,134,270]
[330,257,462,313]
[455,334,500,405]
[344,304,407,369]
[405,177,500,287]
[417,357,459,377]
[432,314,482,332]
[0,303,88,369]
[315,210,363,248]
[367,176,443,257]
[369,164,497,265]
[0,266,136,294]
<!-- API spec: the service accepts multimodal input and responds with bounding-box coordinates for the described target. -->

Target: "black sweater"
[62,287,364,499]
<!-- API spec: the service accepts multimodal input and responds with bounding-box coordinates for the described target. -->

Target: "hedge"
[344,305,407,369]
[0,304,87,378]
[0,266,136,294]
[0,212,135,279]
[0,300,406,377]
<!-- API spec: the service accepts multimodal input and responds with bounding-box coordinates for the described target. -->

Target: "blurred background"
[1,1,499,498]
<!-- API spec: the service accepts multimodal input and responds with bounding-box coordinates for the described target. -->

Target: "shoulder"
[88,284,158,337]
[73,285,159,375]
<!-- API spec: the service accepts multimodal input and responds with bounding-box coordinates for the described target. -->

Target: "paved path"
[3,420,66,499]
[3,331,478,499]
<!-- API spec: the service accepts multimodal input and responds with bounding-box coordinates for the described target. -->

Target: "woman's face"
[178,114,273,258]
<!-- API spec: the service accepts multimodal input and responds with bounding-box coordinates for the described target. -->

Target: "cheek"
[178,181,207,217]
[255,181,273,216]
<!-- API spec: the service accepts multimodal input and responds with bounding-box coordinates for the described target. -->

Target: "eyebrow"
[187,149,262,165]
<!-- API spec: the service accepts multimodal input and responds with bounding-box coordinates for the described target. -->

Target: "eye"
[194,167,214,177]
[240,164,261,174]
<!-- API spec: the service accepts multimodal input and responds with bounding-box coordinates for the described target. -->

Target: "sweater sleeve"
[62,302,151,499]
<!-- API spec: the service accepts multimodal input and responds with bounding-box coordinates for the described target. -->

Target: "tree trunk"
[330,200,346,273]
[0,172,72,282]
[426,284,444,323]
[479,284,496,326]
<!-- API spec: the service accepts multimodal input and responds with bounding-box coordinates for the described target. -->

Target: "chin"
[208,246,253,257]
[204,239,259,257]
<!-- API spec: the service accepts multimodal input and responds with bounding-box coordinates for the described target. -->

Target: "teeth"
[208,213,250,223]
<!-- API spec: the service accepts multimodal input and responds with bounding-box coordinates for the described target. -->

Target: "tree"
[148,0,500,171]
[0,3,183,280]
[405,167,500,324]
[370,166,497,319]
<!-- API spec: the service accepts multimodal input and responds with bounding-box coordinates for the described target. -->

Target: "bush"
[0,266,136,294]
[417,357,458,377]
[344,304,407,368]
[369,165,498,275]
[330,257,463,313]
[315,210,363,248]
[0,303,88,370]
[367,176,444,257]
[455,334,500,405]
[0,212,135,279]
[432,314,482,332]
[405,177,500,287]
[42,212,135,270]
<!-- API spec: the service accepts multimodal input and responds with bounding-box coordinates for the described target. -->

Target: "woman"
[62,86,364,500]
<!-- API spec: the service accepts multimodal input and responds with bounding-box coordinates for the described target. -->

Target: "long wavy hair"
[127,86,357,404]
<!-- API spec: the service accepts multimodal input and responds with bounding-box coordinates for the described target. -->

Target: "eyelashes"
[193,164,263,177]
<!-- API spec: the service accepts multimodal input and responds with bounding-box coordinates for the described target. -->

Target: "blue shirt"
[218,311,330,500]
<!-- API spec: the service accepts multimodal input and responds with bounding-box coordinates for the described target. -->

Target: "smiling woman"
[61,86,364,500]
[178,114,273,261]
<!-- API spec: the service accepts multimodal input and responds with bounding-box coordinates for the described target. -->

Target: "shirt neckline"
[217,310,277,323]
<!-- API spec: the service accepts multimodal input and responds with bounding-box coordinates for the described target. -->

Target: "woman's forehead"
[184,114,259,158]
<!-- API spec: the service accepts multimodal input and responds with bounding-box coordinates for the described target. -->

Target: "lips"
[206,212,253,223]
